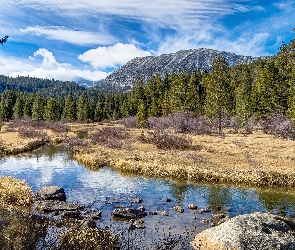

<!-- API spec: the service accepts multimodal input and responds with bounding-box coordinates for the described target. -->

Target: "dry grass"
[0,176,33,206]
[74,123,295,187]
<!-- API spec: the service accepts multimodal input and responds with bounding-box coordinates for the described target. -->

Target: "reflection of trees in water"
[257,190,295,216]
[206,186,232,212]
[169,181,189,205]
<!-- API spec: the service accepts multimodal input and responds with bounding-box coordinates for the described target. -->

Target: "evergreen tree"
[287,67,295,127]
[136,100,148,128]
[0,89,16,120]
[13,96,24,119]
[62,94,76,121]
[233,65,253,127]
[76,92,90,121]
[23,94,34,118]
[186,70,203,115]
[44,98,59,121]
[204,56,232,133]
[32,93,45,121]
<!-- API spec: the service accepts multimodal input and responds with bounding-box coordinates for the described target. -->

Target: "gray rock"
[128,197,143,203]
[172,206,184,213]
[191,212,295,250]
[156,210,169,216]
[188,204,198,210]
[34,200,82,213]
[112,208,147,219]
[35,186,66,202]
[91,211,102,220]
[62,211,81,219]
[129,219,145,230]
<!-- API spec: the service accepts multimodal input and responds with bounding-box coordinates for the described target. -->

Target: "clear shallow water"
[1,145,295,249]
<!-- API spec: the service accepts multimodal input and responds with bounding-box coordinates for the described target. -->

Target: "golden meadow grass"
[1,120,295,187]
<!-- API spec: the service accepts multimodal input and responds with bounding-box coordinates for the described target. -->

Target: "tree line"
[0,34,294,130]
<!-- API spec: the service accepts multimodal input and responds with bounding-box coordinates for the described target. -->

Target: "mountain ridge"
[92,48,263,92]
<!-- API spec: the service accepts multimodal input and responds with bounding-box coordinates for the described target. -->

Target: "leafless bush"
[148,112,211,134]
[89,127,131,149]
[18,127,49,140]
[261,113,295,139]
[147,129,192,150]
[117,117,137,128]
[6,118,69,134]
[64,136,89,152]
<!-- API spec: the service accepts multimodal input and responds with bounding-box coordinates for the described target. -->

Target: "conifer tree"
[13,96,24,119]
[32,93,45,121]
[44,98,58,121]
[287,67,295,127]
[62,94,76,121]
[0,89,16,121]
[233,65,253,127]
[204,56,232,133]
[76,92,90,121]
[136,100,148,128]
[23,94,34,118]
[186,70,203,115]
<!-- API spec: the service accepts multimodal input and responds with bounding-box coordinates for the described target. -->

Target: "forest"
[0,36,294,133]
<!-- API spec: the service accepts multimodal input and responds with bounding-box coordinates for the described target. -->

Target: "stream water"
[1,145,295,249]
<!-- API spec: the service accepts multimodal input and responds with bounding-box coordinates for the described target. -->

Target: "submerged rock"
[191,212,295,250]
[34,200,82,213]
[35,186,66,202]
[112,208,147,219]
[188,204,198,210]
[172,206,184,213]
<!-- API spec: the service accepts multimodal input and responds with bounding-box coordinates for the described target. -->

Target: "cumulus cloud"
[78,43,152,69]
[21,26,115,45]
[8,48,110,81]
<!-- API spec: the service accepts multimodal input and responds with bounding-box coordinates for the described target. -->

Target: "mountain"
[92,48,260,92]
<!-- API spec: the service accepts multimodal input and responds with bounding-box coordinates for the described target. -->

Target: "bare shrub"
[147,129,192,150]
[18,127,49,140]
[64,136,89,152]
[6,118,69,134]
[261,113,295,139]
[148,112,211,134]
[89,127,130,149]
[117,117,137,128]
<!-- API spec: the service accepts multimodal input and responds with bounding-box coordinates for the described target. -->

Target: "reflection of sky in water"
[1,146,295,248]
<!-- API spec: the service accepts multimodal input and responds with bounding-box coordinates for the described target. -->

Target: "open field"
[1,119,295,187]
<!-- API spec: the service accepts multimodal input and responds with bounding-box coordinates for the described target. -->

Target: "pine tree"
[23,94,34,118]
[32,93,45,121]
[233,65,253,127]
[13,96,24,119]
[287,67,295,127]
[44,98,58,121]
[0,89,16,121]
[136,100,148,128]
[62,94,76,121]
[204,56,232,133]
[186,70,203,115]
[76,92,90,121]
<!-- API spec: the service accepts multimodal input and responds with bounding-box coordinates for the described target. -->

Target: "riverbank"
[1,119,295,187]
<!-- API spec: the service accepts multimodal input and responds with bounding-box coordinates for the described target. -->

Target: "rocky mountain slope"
[93,48,260,92]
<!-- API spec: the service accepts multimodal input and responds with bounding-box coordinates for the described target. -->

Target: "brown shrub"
[147,129,192,150]
[89,127,130,149]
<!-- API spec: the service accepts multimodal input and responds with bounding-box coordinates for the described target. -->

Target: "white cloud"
[21,26,115,45]
[7,48,110,81]
[78,43,152,69]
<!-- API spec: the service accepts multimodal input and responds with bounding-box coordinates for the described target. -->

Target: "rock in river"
[34,200,82,213]
[191,212,295,250]
[35,186,66,202]
[113,208,147,219]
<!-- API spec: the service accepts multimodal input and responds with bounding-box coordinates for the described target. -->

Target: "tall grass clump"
[147,129,192,150]
[0,176,33,206]
[58,225,119,250]
[89,127,131,149]
[64,136,89,153]
[117,117,137,128]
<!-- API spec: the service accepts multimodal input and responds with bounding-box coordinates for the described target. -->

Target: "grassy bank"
[1,119,295,187]
[73,123,295,187]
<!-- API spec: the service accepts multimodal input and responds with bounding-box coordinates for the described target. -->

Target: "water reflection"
[1,145,295,249]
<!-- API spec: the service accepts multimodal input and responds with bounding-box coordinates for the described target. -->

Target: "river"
[1,145,295,249]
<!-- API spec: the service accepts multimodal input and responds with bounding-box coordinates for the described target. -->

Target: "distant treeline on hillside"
[0,36,294,129]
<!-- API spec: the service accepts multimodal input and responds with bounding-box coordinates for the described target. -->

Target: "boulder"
[112,208,147,219]
[172,206,184,213]
[35,186,66,202]
[188,204,198,210]
[191,212,295,250]
[34,200,82,213]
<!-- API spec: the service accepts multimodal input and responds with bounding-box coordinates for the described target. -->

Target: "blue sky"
[0,0,294,82]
